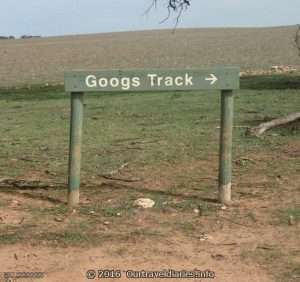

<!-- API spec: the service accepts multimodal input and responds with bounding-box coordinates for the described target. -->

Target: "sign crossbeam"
[64,68,240,211]
[65,68,239,92]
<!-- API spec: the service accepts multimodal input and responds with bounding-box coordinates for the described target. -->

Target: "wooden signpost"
[65,68,240,211]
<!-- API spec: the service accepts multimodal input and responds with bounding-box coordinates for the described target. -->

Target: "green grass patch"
[37,229,100,245]
[0,82,298,180]
[283,263,300,280]
[247,211,258,222]
[0,74,299,246]
[241,248,300,282]
[241,74,300,90]
[241,248,283,265]
[115,247,128,256]
[0,232,25,244]
[174,221,198,235]
[134,229,162,237]
[35,221,103,246]
[27,205,68,219]
[0,199,9,207]
[273,205,300,225]
[79,199,136,217]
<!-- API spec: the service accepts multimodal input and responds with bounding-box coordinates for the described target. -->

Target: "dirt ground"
[0,141,299,282]
[0,194,297,282]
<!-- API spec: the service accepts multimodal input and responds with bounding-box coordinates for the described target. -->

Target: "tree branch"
[145,0,191,32]
[143,0,157,16]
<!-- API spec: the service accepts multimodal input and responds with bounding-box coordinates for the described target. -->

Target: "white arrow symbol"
[205,74,218,85]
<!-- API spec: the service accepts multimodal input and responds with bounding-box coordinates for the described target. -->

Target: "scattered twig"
[0,178,53,189]
[129,139,160,145]
[101,175,143,183]
[212,239,238,246]
[235,156,255,166]
[216,242,238,246]
[237,191,255,196]
[108,146,144,154]
[98,162,143,182]
[109,139,161,153]
[198,177,218,180]
[216,125,249,129]
[19,217,25,224]
[162,238,176,245]
[256,245,273,251]
[211,254,225,261]
[257,195,272,200]
[239,157,254,161]
[0,178,10,183]
[218,216,253,228]
[17,157,39,163]
[107,163,129,176]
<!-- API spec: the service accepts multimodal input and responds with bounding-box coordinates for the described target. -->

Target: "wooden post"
[218,90,234,205]
[68,92,84,211]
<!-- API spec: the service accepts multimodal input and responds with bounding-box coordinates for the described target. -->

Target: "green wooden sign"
[65,67,240,212]
[65,68,239,92]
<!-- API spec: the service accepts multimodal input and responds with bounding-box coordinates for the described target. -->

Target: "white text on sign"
[85,74,194,90]
[147,74,193,87]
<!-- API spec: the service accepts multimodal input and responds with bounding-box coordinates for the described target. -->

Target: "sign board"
[65,68,239,92]
[65,67,240,211]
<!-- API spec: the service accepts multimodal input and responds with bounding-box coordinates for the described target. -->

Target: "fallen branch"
[246,112,300,136]
[101,175,143,182]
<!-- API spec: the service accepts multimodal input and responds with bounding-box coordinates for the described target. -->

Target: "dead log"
[246,112,300,136]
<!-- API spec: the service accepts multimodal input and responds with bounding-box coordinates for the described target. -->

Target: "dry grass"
[0,26,299,87]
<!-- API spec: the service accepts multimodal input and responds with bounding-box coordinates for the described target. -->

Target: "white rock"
[289,215,295,226]
[134,198,155,209]
[193,208,200,214]
[199,235,208,241]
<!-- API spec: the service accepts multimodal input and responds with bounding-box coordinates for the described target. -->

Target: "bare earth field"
[0,27,299,282]
[0,26,299,87]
